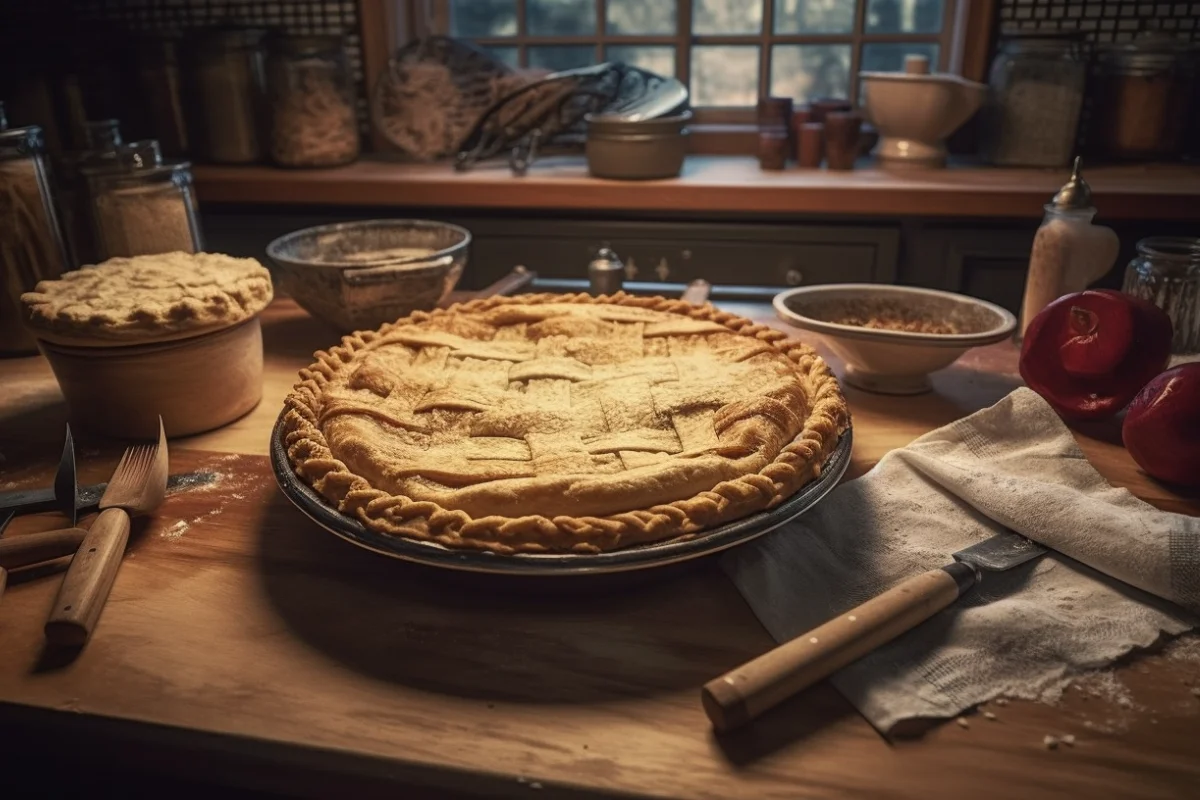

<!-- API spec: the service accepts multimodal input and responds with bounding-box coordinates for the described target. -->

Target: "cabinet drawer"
[458,220,898,290]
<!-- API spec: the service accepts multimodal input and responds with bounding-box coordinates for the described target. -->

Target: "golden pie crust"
[283,293,848,554]
[22,252,274,346]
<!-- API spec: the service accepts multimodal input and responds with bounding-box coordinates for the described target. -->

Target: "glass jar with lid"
[1092,34,1195,161]
[135,35,190,157]
[1122,237,1200,356]
[0,125,71,354]
[59,119,124,266]
[185,27,268,164]
[83,139,203,260]
[979,32,1087,168]
[266,33,361,168]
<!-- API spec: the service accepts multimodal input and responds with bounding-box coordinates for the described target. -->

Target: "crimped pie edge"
[21,252,274,346]
[282,292,849,554]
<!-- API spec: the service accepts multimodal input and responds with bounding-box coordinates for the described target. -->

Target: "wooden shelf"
[192,156,1200,220]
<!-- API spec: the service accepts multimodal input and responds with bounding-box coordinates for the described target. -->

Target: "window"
[428,0,960,117]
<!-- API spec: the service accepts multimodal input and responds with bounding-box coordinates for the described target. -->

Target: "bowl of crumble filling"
[773,284,1016,395]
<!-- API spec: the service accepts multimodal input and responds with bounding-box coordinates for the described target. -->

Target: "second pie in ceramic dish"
[282,293,849,554]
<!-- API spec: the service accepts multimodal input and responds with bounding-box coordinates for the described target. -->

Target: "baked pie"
[283,293,848,554]
[21,251,273,346]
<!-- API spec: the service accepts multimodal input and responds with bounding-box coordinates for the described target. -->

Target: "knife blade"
[702,530,1050,731]
[0,471,217,520]
[53,425,78,527]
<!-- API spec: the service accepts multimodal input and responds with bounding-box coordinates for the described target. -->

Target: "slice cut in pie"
[283,293,849,554]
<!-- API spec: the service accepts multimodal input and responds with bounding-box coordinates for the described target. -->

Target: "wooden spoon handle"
[44,508,131,647]
[701,563,976,732]
[480,266,536,298]
[0,528,87,570]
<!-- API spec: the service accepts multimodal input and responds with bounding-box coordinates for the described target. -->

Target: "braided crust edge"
[282,292,850,554]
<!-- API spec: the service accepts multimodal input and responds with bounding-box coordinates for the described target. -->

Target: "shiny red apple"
[1020,289,1173,421]
[1122,363,1200,488]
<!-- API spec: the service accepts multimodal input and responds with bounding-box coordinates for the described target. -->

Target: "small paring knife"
[702,530,1049,732]
[55,424,78,528]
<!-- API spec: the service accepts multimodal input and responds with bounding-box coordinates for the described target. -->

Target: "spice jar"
[84,139,202,260]
[59,119,124,266]
[979,32,1086,168]
[1122,237,1200,356]
[0,126,70,355]
[1018,158,1119,341]
[1092,34,1195,161]
[186,27,268,164]
[266,34,360,168]
[135,35,190,157]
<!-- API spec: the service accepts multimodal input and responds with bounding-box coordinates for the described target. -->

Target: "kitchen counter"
[1,298,1197,799]
[192,157,1200,221]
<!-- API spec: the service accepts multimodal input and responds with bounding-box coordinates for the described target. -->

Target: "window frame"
[374,0,994,152]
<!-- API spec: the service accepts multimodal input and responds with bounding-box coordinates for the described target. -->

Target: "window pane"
[608,0,676,34]
[483,45,520,68]
[450,0,517,37]
[770,44,851,104]
[606,45,676,77]
[693,0,762,34]
[528,45,596,72]
[860,42,939,73]
[527,0,596,35]
[865,0,944,33]
[773,0,855,34]
[691,46,759,106]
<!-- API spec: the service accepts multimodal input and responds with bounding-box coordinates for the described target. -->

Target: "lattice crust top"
[283,293,849,554]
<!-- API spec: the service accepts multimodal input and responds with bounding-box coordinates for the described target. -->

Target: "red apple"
[1020,290,1174,421]
[1122,363,1200,488]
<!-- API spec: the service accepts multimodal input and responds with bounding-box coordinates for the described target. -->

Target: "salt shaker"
[589,247,625,296]
[1018,157,1120,340]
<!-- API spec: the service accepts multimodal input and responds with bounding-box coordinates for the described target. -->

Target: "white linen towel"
[723,387,1199,733]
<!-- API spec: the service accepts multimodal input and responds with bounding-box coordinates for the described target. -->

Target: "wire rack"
[69,0,369,132]
[998,0,1200,43]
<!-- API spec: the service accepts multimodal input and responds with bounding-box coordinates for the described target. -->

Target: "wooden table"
[1,299,1197,800]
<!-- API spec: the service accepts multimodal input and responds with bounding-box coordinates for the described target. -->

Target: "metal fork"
[45,418,168,647]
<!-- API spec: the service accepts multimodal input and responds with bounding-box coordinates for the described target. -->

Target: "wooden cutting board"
[1,448,1199,799]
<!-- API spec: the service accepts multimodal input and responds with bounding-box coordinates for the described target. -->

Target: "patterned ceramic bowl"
[267,219,470,332]
[773,284,1016,395]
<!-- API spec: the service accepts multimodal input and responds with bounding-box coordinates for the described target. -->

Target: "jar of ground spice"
[0,125,71,354]
[186,27,268,164]
[979,32,1086,168]
[1091,34,1195,161]
[58,119,124,266]
[84,140,202,260]
[266,34,360,168]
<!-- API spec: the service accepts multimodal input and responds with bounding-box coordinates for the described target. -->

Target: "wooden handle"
[44,508,131,647]
[702,563,975,732]
[0,528,88,570]
[0,567,6,601]
[681,279,712,306]
[480,266,536,298]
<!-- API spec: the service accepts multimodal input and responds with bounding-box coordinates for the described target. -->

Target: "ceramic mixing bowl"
[267,219,470,332]
[773,284,1017,395]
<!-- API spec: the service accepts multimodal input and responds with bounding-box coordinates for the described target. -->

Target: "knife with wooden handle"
[702,531,1049,732]
[45,418,168,647]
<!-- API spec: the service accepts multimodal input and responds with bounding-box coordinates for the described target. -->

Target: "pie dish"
[20,251,273,438]
[283,293,849,554]
[21,251,273,346]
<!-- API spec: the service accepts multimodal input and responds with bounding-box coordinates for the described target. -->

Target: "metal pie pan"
[270,413,852,577]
